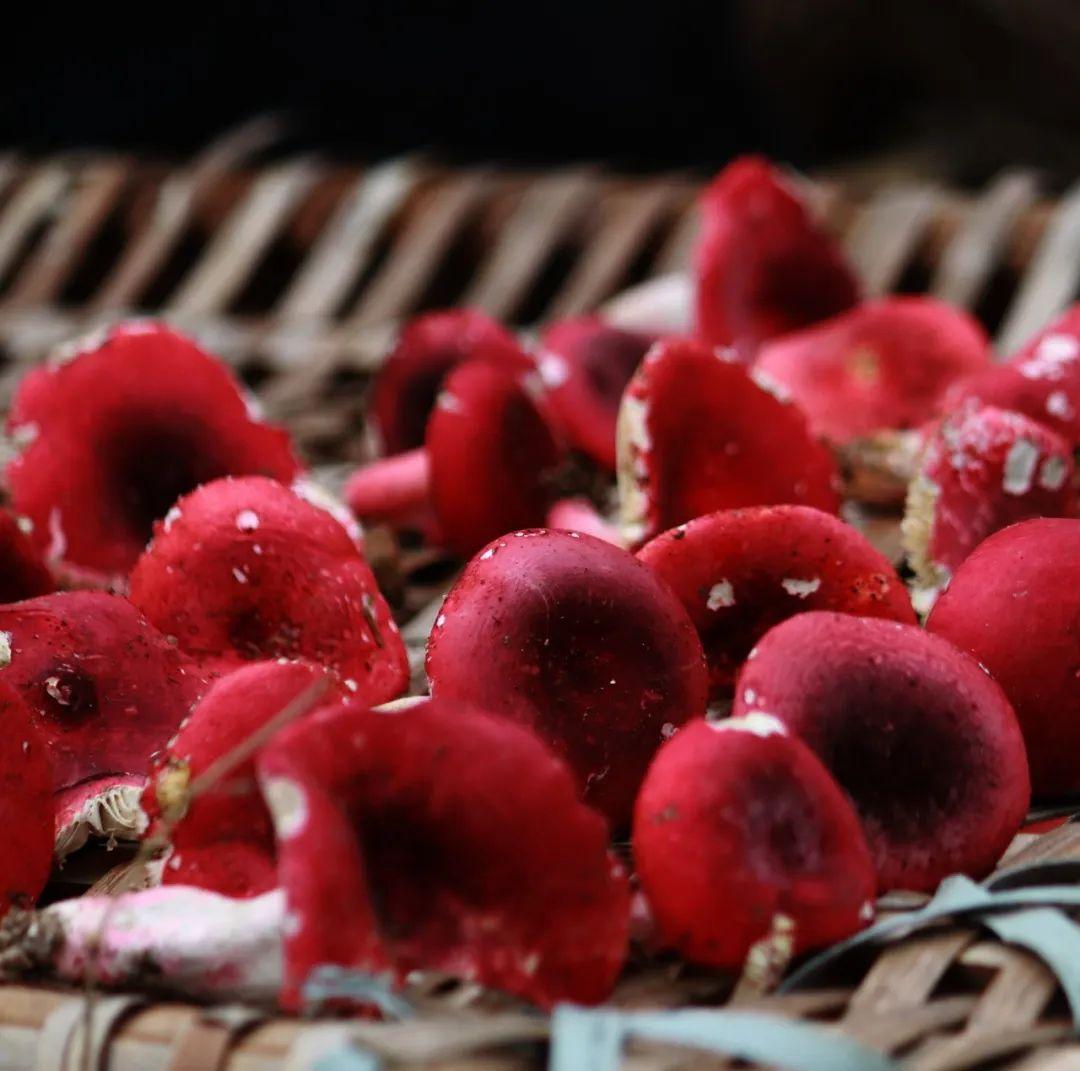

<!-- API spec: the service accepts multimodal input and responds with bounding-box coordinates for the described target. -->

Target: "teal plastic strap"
[301,965,413,1020]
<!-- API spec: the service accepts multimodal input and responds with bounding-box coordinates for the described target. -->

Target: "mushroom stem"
[345,448,432,525]
[546,498,624,546]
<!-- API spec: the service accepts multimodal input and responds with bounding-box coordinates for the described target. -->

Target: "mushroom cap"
[616,338,841,547]
[638,506,915,698]
[370,308,531,455]
[129,476,407,702]
[0,591,204,853]
[0,681,54,914]
[426,529,708,826]
[733,612,1029,892]
[926,518,1080,795]
[694,156,858,356]
[145,659,332,899]
[535,317,659,469]
[6,322,301,579]
[633,716,875,969]
[754,297,990,445]
[426,361,566,558]
[257,696,631,1009]
[0,511,55,602]
[903,405,1077,608]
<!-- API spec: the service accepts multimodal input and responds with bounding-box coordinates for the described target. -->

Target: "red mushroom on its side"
[616,339,841,548]
[637,506,915,698]
[426,529,708,827]
[733,612,1029,892]
[5,322,301,582]
[347,361,566,558]
[129,476,407,702]
[633,715,875,970]
[926,518,1080,796]
[694,156,858,357]
[257,697,631,1009]
[903,405,1077,611]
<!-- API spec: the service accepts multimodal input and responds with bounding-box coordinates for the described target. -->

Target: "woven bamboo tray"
[2,121,1080,1069]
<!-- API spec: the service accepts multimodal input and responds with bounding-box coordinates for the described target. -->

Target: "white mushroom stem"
[0,886,284,1002]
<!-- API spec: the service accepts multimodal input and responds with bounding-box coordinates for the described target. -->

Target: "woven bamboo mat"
[1,122,1080,1068]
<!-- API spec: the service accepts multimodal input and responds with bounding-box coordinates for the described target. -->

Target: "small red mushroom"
[0,511,55,602]
[694,156,858,357]
[616,338,841,547]
[347,361,566,558]
[733,612,1029,892]
[926,518,1080,796]
[426,529,708,826]
[633,715,875,970]
[535,317,659,469]
[256,696,631,1009]
[370,308,531,454]
[129,476,407,702]
[904,405,1077,610]
[637,506,915,698]
[144,660,332,899]
[5,322,301,581]
[0,591,203,856]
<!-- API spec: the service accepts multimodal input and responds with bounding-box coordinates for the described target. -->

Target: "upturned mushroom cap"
[694,156,858,357]
[926,518,1080,796]
[535,317,659,469]
[633,716,875,970]
[616,338,841,547]
[903,405,1077,611]
[257,697,631,1009]
[754,297,990,445]
[129,477,407,702]
[426,529,708,826]
[5,322,301,580]
[370,309,531,455]
[637,506,915,698]
[733,612,1029,892]
[0,591,204,856]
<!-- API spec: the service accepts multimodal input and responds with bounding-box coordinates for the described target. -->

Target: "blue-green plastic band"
[301,965,413,1020]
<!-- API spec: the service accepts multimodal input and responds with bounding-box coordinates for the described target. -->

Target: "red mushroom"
[633,715,875,970]
[129,477,407,702]
[5,322,301,581]
[732,612,1029,892]
[144,660,332,899]
[370,308,531,455]
[347,361,566,558]
[694,156,858,357]
[926,518,1080,796]
[904,405,1077,610]
[256,696,631,1009]
[637,506,915,698]
[0,591,204,856]
[534,317,659,469]
[426,529,708,826]
[616,339,841,547]
[0,511,55,602]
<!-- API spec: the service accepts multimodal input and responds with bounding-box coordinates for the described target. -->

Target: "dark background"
[7,2,1080,183]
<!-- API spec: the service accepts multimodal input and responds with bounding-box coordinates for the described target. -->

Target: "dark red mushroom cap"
[0,681,54,914]
[733,612,1029,892]
[637,506,915,698]
[633,716,875,970]
[754,297,990,445]
[926,518,1080,796]
[535,317,659,470]
[0,591,204,855]
[425,361,567,558]
[5,322,301,580]
[426,529,708,826]
[0,511,55,602]
[256,696,631,1009]
[904,405,1077,609]
[129,477,407,703]
[616,338,841,547]
[694,156,858,357]
[370,309,532,455]
[145,659,331,899]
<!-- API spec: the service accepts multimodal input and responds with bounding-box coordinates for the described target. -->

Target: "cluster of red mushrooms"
[0,156,1077,1012]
